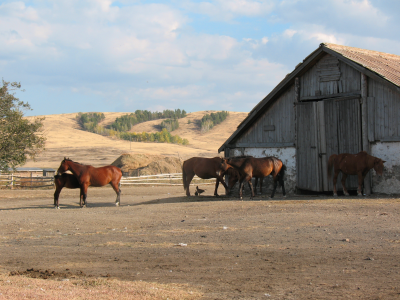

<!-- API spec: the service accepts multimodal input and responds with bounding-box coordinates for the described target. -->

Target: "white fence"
[120,173,216,186]
[0,174,54,189]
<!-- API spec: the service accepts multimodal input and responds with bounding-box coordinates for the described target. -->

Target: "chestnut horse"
[54,173,81,209]
[222,156,286,199]
[328,151,385,196]
[182,157,231,196]
[57,158,122,207]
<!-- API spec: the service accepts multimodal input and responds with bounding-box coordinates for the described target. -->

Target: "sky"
[1,0,400,117]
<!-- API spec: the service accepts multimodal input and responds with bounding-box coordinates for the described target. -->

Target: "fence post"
[10,173,13,190]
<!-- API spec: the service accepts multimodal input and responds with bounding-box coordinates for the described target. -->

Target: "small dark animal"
[195,186,205,196]
[57,158,122,207]
[222,156,286,199]
[54,173,81,209]
[182,157,231,196]
[328,151,385,196]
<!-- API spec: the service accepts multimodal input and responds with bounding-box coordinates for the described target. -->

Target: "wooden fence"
[120,173,215,186]
[0,173,216,189]
[0,174,54,189]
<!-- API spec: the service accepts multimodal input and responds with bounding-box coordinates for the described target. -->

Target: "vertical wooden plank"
[361,73,371,195]
[318,101,328,191]
[367,97,375,142]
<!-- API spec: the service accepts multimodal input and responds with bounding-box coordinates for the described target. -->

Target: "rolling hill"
[23,111,247,169]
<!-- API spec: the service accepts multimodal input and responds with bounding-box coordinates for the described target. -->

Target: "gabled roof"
[219,43,400,152]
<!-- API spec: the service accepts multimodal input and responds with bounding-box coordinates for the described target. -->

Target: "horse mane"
[63,158,84,165]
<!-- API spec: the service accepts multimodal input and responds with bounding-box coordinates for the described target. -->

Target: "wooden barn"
[219,43,400,195]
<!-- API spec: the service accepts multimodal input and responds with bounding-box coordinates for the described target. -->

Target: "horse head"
[57,157,70,175]
[373,158,386,176]
[219,158,232,175]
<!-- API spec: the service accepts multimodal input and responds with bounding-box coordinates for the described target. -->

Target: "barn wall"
[235,85,295,146]
[368,78,400,141]
[370,142,400,194]
[228,147,296,197]
[300,53,361,98]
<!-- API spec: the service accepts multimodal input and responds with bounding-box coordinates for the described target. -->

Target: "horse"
[57,158,122,207]
[328,151,385,196]
[54,173,81,209]
[225,156,265,194]
[182,157,231,196]
[222,156,286,199]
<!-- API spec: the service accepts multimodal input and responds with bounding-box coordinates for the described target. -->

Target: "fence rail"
[0,174,54,189]
[0,172,216,189]
[120,173,215,186]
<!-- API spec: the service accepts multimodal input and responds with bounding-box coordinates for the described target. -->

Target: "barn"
[219,43,400,195]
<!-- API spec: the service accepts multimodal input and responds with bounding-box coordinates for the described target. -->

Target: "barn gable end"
[220,43,400,196]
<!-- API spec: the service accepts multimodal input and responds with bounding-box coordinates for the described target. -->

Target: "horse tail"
[182,161,188,191]
[327,154,337,180]
[277,163,286,185]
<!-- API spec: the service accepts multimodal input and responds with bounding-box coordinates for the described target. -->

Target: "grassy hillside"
[24,111,247,169]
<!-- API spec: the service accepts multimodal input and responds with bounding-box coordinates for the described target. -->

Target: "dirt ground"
[1,185,400,299]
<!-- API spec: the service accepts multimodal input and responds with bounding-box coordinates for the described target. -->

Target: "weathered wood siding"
[296,102,319,191]
[368,78,400,141]
[300,54,361,98]
[235,85,295,147]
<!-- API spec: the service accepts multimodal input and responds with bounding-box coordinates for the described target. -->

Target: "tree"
[0,80,46,171]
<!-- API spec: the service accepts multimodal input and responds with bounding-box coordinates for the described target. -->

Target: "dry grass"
[24,111,247,169]
[0,272,201,300]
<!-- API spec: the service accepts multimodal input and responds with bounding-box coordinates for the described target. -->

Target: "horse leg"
[216,175,230,195]
[259,177,263,195]
[185,172,195,196]
[214,178,220,196]
[270,177,278,198]
[280,176,286,197]
[54,187,62,209]
[80,184,88,208]
[111,181,121,206]
[333,171,339,196]
[357,172,364,196]
[248,179,255,199]
[341,173,349,196]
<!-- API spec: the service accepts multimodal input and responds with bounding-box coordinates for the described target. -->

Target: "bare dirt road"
[1,185,400,299]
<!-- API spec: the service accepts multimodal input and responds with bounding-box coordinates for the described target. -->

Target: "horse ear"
[382,160,386,163]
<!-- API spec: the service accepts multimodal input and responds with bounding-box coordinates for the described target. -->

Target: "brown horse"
[225,156,264,194]
[328,151,385,196]
[182,157,231,196]
[57,158,122,207]
[54,173,81,209]
[222,156,286,199]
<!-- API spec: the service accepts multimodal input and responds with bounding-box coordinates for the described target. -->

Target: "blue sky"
[1,0,400,116]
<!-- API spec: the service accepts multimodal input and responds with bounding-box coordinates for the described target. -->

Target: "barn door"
[296,102,321,191]
[297,98,362,192]
[321,97,362,191]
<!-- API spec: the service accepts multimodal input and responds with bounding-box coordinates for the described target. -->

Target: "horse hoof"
[357,194,363,197]
[54,206,60,209]
[115,202,120,206]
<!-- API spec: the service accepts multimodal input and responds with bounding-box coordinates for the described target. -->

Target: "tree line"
[76,109,188,145]
[110,109,186,132]
[200,111,229,133]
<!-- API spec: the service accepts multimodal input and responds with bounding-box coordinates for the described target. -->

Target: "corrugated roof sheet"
[323,43,400,87]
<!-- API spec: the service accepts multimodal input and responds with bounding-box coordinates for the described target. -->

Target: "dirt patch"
[111,153,183,176]
[9,268,89,280]
[1,186,400,299]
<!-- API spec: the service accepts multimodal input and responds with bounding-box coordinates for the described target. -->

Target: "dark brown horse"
[182,157,231,196]
[222,156,286,199]
[57,158,122,207]
[328,151,385,196]
[54,173,81,209]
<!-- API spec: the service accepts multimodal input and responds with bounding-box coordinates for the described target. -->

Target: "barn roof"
[219,43,400,153]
